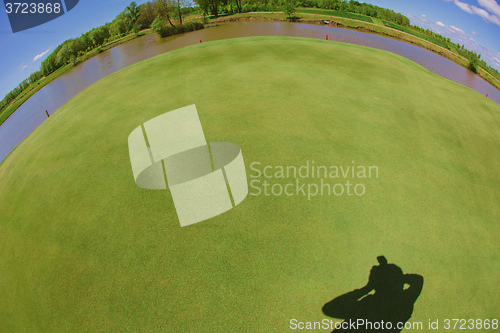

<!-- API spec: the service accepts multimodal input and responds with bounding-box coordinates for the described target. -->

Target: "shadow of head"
[369,257,405,295]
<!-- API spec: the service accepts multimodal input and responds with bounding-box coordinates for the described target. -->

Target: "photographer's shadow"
[322,256,423,332]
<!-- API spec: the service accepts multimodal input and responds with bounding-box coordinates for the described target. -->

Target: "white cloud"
[429,21,465,37]
[487,52,500,69]
[449,25,464,33]
[444,0,500,26]
[471,5,500,25]
[33,49,50,62]
[478,0,500,17]
[17,64,28,70]
[454,0,474,14]
[421,14,427,17]
[470,30,477,35]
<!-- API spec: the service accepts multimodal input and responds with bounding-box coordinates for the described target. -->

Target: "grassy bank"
[3,10,499,127]
[1,37,499,332]
[296,7,374,22]
[0,31,151,125]
[211,11,500,91]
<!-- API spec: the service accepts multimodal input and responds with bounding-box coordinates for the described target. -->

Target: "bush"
[165,25,177,36]
[467,62,478,74]
[242,3,262,12]
[151,17,168,37]
[223,4,234,13]
[131,23,140,34]
[192,21,205,30]
[282,0,297,20]
[152,19,204,38]
[242,3,261,12]
[178,21,205,33]
[265,3,277,11]
[467,54,479,74]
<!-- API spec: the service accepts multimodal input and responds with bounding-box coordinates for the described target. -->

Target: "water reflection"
[1,21,498,163]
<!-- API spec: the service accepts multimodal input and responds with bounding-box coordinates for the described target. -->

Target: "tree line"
[195,0,410,26]
[193,0,496,78]
[0,1,196,114]
[408,23,499,76]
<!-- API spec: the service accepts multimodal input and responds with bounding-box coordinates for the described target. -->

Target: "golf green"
[1,37,499,332]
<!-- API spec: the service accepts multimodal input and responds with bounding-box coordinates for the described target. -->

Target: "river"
[1,21,499,164]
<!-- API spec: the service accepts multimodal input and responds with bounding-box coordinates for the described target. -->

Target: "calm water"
[1,21,499,163]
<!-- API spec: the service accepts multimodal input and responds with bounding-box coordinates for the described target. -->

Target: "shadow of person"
[322,256,423,332]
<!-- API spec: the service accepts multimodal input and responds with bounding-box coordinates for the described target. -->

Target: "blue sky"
[1,0,500,100]
[363,0,500,69]
[0,0,151,99]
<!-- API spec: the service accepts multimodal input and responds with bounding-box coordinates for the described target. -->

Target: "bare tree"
[153,0,177,28]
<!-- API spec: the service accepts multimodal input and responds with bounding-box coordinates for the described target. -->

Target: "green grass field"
[382,21,450,50]
[1,37,499,332]
[296,8,374,22]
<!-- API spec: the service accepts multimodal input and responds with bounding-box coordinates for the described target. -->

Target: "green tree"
[176,0,183,25]
[232,0,242,13]
[151,17,168,37]
[125,2,140,31]
[90,26,110,47]
[80,32,93,51]
[111,19,128,36]
[41,53,57,76]
[138,1,156,28]
[56,41,75,66]
[28,71,42,84]
[282,0,296,20]
[467,53,480,74]
[154,0,177,28]
[72,38,85,55]
[195,0,222,18]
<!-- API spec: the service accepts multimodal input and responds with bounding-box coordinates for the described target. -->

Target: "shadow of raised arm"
[322,284,373,319]
[321,257,424,333]
[403,273,424,304]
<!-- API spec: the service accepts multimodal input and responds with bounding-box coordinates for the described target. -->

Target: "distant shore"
[0,31,152,126]
[211,11,500,92]
[2,11,499,127]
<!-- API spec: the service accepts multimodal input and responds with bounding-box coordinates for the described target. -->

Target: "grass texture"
[1,37,499,332]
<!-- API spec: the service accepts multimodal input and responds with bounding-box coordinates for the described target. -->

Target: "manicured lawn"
[1,37,499,332]
[382,21,450,50]
[296,7,373,22]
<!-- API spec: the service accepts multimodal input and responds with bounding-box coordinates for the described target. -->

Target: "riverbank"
[210,11,500,91]
[2,12,500,127]
[0,30,152,126]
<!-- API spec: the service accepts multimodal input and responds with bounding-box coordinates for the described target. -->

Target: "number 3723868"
[5,2,62,14]
[444,319,498,330]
